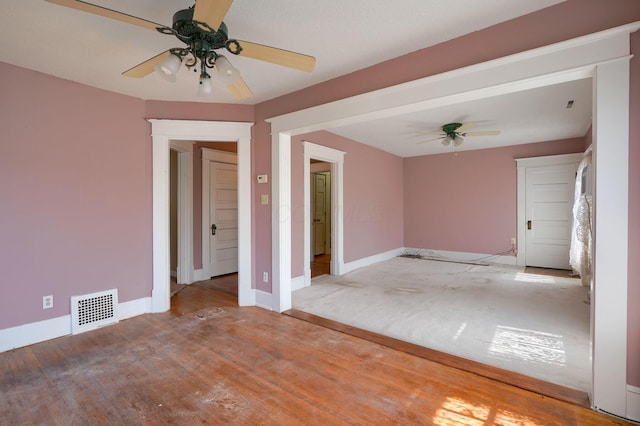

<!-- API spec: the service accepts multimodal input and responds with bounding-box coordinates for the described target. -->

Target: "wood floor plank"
[0,286,631,425]
[284,308,591,408]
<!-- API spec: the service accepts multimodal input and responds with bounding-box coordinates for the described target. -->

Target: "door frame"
[267,24,638,417]
[202,148,238,279]
[169,140,194,285]
[150,120,253,312]
[515,152,583,267]
[303,142,345,288]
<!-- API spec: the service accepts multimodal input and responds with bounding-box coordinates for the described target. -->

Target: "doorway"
[150,119,253,312]
[310,164,332,278]
[302,142,345,288]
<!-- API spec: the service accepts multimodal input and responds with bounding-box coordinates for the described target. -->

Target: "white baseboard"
[255,289,273,311]
[119,297,152,320]
[193,268,205,282]
[341,247,405,275]
[291,275,307,291]
[0,296,152,353]
[404,247,517,266]
[0,315,71,353]
[627,385,640,422]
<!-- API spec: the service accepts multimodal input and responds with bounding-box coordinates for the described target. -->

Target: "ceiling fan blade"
[464,130,501,137]
[193,0,234,31]
[236,40,316,72]
[122,51,172,78]
[227,77,253,100]
[45,0,164,31]
[455,122,478,132]
[417,136,445,144]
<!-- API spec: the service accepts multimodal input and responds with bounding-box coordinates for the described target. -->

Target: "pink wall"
[0,63,151,329]
[404,138,585,255]
[290,131,404,277]
[627,30,640,387]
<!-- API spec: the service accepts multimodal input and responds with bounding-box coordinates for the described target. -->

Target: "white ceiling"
[0,0,591,157]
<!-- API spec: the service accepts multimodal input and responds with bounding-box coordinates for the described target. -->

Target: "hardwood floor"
[0,283,630,425]
[311,254,331,277]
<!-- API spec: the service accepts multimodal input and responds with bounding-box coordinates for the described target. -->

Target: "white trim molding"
[170,140,194,284]
[341,248,405,275]
[626,385,640,422]
[150,120,254,312]
[405,248,517,267]
[303,141,346,287]
[266,23,640,418]
[0,297,151,353]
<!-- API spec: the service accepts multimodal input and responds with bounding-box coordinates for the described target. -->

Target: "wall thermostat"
[257,174,268,184]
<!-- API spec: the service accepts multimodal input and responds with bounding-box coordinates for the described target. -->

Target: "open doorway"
[310,162,332,278]
[150,119,253,313]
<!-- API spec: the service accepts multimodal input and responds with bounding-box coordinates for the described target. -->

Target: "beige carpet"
[293,256,591,392]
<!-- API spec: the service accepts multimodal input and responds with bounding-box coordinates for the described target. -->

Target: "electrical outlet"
[43,295,53,309]
[263,272,269,283]
[511,237,516,246]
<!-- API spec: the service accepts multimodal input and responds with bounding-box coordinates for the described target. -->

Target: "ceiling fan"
[418,122,501,147]
[45,0,316,99]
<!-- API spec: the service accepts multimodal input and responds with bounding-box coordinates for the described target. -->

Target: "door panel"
[313,173,327,256]
[209,161,238,276]
[525,164,576,269]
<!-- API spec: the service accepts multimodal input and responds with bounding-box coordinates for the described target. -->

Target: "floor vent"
[71,289,118,334]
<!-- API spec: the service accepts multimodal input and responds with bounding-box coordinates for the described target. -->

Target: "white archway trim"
[150,120,254,313]
[303,142,346,287]
[267,23,640,419]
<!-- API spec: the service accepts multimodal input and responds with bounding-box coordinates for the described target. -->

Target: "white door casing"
[169,140,194,285]
[517,156,581,269]
[303,142,345,290]
[150,119,254,313]
[267,24,638,418]
[202,149,238,278]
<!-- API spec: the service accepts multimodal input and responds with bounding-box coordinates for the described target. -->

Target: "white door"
[208,160,238,277]
[312,173,328,256]
[525,164,577,269]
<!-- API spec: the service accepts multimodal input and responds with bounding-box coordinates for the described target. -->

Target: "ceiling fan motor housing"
[172,7,229,50]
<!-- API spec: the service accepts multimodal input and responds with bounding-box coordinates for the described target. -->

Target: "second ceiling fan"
[46,0,316,99]
[418,122,501,147]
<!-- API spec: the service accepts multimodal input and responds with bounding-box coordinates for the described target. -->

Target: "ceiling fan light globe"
[453,135,464,146]
[214,55,240,84]
[441,136,452,146]
[197,74,213,97]
[154,54,182,82]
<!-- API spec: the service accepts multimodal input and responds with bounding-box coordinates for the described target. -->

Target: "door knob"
[527,220,532,230]
[211,224,217,235]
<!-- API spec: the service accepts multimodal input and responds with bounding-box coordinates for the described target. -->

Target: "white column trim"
[271,132,292,312]
[591,57,630,416]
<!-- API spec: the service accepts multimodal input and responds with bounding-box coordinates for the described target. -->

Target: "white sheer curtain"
[569,146,593,287]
